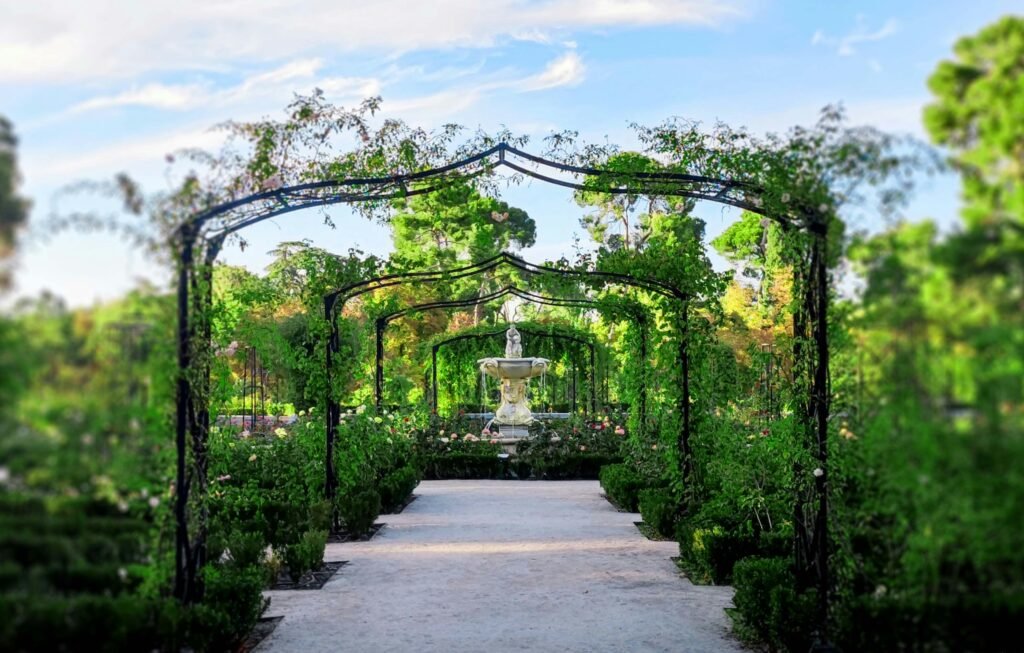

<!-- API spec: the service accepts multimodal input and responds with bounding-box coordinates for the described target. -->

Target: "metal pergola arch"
[173,141,832,646]
[320,250,695,507]
[321,250,687,314]
[424,325,600,415]
[368,285,644,414]
[176,142,776,239]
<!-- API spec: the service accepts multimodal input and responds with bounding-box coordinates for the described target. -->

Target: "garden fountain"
[478,325,549,438]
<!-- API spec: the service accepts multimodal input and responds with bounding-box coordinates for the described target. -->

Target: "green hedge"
[0,593,174,653]
[421,453,504,479]
[533,454,621,480]
[638,488,677,537]
[337,488,381,536]
[835,591,1020,652]
[0,561,143,595]
[676,523,790,584]
[183,563,269,652]
[731,556,816,652]
[421,453,622,480]
[283,529,328,581]
[380,464,420,512]
[599,464,647,512]
[0,531,145,567]
[0,514,149,537]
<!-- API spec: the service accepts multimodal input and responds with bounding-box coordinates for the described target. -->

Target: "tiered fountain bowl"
[477,355,548,435]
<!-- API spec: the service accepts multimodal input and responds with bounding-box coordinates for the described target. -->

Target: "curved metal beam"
[370,285,645,410]
[427,325,600,414]
[324,250,687,317]
[180,142,793,239]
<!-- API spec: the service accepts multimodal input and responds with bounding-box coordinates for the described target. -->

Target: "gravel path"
[257,480,744,652]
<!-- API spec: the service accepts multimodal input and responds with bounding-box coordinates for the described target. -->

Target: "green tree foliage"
[574,152,674,251]
[711,210,787,315]
[390,181,535,270]
[0,116,31,289]
[924,16,1024,231]
[923,16,1023,406]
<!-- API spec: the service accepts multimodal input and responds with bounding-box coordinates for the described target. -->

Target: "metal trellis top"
[375,285,646,326]
[324,250,688,318]
[426,323,597,354]
[184,142,770,239]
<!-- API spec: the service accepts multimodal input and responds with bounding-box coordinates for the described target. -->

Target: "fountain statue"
[478,325,549,431]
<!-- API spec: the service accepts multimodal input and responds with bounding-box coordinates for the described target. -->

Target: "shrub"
[421,453,502,479]
[535,453,622,480]
[380,465,419,513]
[0,562,144,595]
[337,488,381,537]
[638,488,677,537]
[677,523,790,584]
[732,556,816,652]
[0,594,172,653]
[283,529,328,581]
[225,529,266,569]
[307,499,333,532]
[186,563,269,652]
[599,463,646,511]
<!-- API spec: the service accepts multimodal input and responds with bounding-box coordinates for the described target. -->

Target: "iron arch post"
[375,317,385,411]
[169,142,832,646]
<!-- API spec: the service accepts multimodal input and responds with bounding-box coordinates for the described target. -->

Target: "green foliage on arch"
[423,320,607,416]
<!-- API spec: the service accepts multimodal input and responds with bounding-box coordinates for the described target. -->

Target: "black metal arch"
[179,142,794,239]
[426,326,599,415]
[174,139,832,646]
[322,250,687,318]
[344,285,647,492]
[363,285,645,417]
[376,284,610,411]
[321,252,693,511]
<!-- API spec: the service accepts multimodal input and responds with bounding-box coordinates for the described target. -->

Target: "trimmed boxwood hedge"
[380,464,420,512]
[638,488,677,537]
[598,463,647,512]
[421,453,622,480]
[677,523,791,584]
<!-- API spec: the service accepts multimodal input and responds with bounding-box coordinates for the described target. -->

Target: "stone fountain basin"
[478,357,549,380]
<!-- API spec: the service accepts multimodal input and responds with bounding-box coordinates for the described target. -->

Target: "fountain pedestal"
[477,326,549,439]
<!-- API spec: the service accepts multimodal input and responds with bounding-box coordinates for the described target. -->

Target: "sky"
[1,0,1019,307]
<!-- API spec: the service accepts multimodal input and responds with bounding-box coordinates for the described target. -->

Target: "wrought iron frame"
[371,286,609,409]
[321,254,688,512]
[172,141,832,646]
[426,325,599,415]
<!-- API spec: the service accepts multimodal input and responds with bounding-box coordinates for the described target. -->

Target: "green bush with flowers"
[332,405,423,526]
[408,412,627,480]
[410,413,503,479]
[518,413,627,479]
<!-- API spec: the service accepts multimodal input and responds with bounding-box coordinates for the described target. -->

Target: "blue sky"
[2,0,1019,306]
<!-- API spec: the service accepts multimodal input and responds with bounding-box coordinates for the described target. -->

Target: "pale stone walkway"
[258,480,744,652]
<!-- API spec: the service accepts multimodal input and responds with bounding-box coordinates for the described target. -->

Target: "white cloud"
[385,50,586,120]
[67,59,329,114]
[387,87,485,116]
[26,48,585,182]
[23,125,226,181]
[812,17,899,57]
[0,0,745,83]
[69,82,209,113]
[518,52,586,91]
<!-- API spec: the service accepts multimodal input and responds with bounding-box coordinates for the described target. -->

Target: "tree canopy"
[0,116,31,290]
